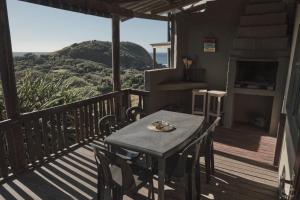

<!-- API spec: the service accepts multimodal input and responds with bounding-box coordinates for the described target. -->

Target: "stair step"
[245,2,285,15]
[233,37,289,50]
[237,24,287,37]
[240,12,287,26]
[249,0,281,4]
[231,49,290,58]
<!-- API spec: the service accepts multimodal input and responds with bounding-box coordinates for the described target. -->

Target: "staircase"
[224,0,292,136]
[232,0,290,58]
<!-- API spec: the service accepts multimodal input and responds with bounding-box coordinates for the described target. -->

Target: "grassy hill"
[55,40,152,69]
[9,40,150,112]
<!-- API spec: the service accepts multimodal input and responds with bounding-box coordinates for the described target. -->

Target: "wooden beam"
[121,0,170,22]
[183,3,206,13]
[153,48,157,68]
[19,0,112,17]
[151,0,201,14]
[0,0,26,172]
[170,15,175,68]
[112,15,121,91]
[20,0,170,21]
[113,0,140,3]
[124,0,163,11]
[20,0,133,17]
[167,18,171,68]
[150,42,171,48]
[131,13,170,21]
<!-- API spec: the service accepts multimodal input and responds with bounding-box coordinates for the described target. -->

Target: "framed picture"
[204,37,216,53]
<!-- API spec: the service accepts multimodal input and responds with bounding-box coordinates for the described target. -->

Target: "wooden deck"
[0,129,278,200]
[214,125,277,166]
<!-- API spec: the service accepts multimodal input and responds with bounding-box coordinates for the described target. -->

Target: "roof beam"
[183,3,205,13]
[19,0,134,17]
[122,12,170,22]
[112,0,140,3]
[151,0,202,14]
[19,0,170,21]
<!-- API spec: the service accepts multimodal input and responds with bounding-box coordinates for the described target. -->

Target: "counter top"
[157,81,207,91]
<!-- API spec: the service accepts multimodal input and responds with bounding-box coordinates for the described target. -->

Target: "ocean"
[150,52,168,65]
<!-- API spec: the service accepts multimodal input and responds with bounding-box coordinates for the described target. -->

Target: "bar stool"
[207,90,227,122]
[192,89,207,116]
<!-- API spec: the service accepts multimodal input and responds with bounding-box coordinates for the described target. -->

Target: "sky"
[7,0,168,52]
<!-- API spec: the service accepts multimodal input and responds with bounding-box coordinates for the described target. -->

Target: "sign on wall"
[204,37,216,53]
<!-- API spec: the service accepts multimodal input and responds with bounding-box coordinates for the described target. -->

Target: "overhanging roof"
[151,42,171,48]
[18,0,212,21]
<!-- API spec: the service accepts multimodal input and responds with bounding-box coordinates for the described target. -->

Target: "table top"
[105,110,204,158]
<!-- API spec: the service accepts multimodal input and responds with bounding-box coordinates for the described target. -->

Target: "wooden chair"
[165,132,206,200]
[126,106,144,123]
[199,117,221,184]
[98,115,118,138]
[98,115,140,161]
[191,117,221,200]
[92,145,154,200]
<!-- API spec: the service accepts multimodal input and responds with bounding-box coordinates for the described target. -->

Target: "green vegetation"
[0,40,151,114]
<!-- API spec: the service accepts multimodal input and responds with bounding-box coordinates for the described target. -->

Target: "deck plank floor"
[214,125,277,166]
[0,128,278,200]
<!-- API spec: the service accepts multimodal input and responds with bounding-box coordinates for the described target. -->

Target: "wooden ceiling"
[18,0,210,21]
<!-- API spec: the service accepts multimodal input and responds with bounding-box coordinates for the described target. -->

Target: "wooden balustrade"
[0,89,149,181]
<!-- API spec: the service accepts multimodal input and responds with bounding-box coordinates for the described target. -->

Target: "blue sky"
[7,0,167,52]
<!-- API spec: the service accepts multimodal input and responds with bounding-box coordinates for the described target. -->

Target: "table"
[105,110,204,200]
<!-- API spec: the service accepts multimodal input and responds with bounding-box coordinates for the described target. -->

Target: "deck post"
[167,17,171,68]
[0,0,26,172]
[112,15,122,120]
[152,47,157,68]
[170,15,175,68]
[112,15,121,92]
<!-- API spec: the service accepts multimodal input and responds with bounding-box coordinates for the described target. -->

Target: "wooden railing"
[0,89,149,180]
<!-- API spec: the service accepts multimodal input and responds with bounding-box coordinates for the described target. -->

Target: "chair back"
[170,133,207,178]
[92,146,114,199]
[206,117,221,141]
[126,106,143,123]
[92,144,136,199]
[207,117,221,133]
[201,117,221,154]
[99,115,117,137]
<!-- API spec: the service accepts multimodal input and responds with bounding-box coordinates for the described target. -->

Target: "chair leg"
[185,176,191,200]
[113,187,122,200]
[152,179,155,200]
[211,146,215,175]
[195,164,201,200]
[190,170,199,200]
[147,175,154,200]
[205,154,211,184]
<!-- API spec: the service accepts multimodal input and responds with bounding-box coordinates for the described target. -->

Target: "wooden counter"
[157,81,207,91]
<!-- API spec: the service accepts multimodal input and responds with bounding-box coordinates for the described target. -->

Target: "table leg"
[158,158,166,200]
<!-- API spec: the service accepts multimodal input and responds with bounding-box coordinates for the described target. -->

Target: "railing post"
[0,0,26,172]
[112,15,122,120]
[112,15,121,92]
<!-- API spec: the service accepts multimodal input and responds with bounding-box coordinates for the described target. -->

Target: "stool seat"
[193,89,207,94]
[207,90,227,97]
